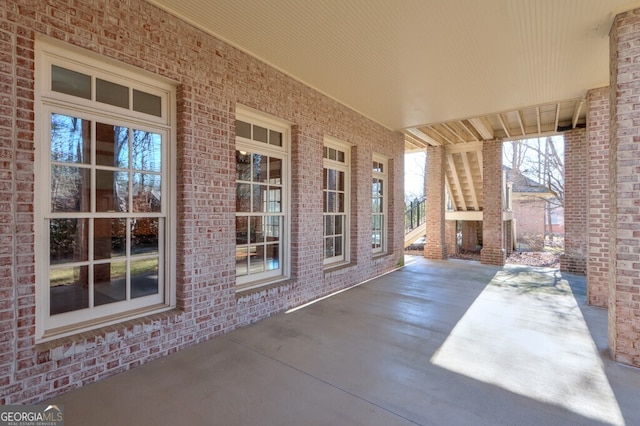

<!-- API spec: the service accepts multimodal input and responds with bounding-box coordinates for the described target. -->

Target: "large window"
[372,155,387,254]
[323,139,350,266]
[235,109,290,289]
[35,41,175,341]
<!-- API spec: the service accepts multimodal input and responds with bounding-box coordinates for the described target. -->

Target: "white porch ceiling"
[148,0,639,138]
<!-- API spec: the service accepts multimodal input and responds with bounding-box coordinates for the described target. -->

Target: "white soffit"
[147,0,640,131]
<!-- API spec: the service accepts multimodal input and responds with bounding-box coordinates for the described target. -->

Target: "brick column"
[445,220,457,256]
[424,145,446,259]
[609,9,640,367]
[586,87,610,308]
[481,140,505,266]
[560,128,588,275]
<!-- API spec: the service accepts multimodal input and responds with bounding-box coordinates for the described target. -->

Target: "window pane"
[325,215,334,236]
[337,171,344,191]
[265,216,280,242]
[372,198,381,213]
[132,130,161,172]
[266,244,279,270]
[96,170,129,212]
[252,184,265,212]
[94,218,126,260]
[335,215,343,235]
[51,166,90,212]
[131,258,159,298]
[269,130,282,147]
[96,79,129,109]
[236,151,252,181]
[337,193,344,213]
[236,216,249,244]
[250,245,265,274]
[250,216,265,243]
[253,125,267,143]
[96,123,129,168]
[373,215,382,231]
[94,261,127,306]
[325,238,334,258]
[267,187,281,213]
[49,265,89,315]
[236,120,251,139]
[269,157,282,184]
[236,183,251,212]
[253,154,267,182]
[131,218,159,255]
[50,218,89,264]
[337,150,345,163]
[132,173,161,213]
[50,114,91,164]
[327,192,336,213]
[335,236,343,256]
[236,247,248,276]
[133,89,162,117]
[326,169,336,190]
[51,65,91,99]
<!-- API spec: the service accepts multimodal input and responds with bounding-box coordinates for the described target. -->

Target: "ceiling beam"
[572,99,584,128]
[443,122,467,144]
[427,125,454,145]
[516,111,526,137]
[497,114,511,139]
[476,149,483,180]
[554,103,560,132]
[459,120,479,142]
[405,128,440,146]
[536,106,542,134]
[468,117,494,140]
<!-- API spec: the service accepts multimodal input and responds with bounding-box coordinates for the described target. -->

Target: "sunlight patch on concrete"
[431,267,624,425]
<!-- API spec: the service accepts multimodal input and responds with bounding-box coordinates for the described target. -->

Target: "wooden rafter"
[428,125,454,145]
[459,120,479,142]
[516,111,526,136]
[443,122,467,144]
[497,114,511,139]
[572,99,584,128]
[554,103,560,132]
[468,117,494,140]
[536,106,542,134]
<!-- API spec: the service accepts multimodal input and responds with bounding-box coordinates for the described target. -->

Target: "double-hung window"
[235,109,290,289]
[35,40,176,341]
[323,138,350,266]
[372,155,387,254]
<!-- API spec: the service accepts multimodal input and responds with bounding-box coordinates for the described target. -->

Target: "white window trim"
[372,154,388,255]
[234,107,291,291]
[323,137,351,267]
[34,38,177,342]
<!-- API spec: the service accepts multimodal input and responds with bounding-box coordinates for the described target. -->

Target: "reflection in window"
[234,113,288,286]
[46,113,165,317]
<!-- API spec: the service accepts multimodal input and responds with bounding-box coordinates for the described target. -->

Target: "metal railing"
[405,197,426,235]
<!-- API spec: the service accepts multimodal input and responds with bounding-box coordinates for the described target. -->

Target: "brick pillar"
[560,128,588,275]
[609,9,640,367]
[424,145,446,259]
[445,220,457,256]
[481,140,505,266]
[586,87,610,308]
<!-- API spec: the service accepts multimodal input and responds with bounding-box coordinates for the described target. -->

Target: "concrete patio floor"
[48,256,640,425]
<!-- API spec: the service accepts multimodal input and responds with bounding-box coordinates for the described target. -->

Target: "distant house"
[503,167,560,242]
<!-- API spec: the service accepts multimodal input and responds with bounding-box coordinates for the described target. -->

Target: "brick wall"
[481,140,505,266]
[424,145,446,259]
[560,128,588,275]
[512,197,546,238]
[586,87,610,308]
[609,8,640,367]
[0,0,405,403]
